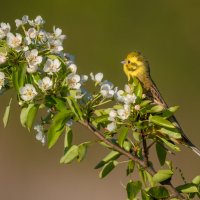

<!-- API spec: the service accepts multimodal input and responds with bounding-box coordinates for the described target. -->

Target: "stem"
[79,120,186,200]
[142,133,148,166]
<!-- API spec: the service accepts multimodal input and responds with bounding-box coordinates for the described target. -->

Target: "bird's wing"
[149,78,168,107]
[148,78,200,156]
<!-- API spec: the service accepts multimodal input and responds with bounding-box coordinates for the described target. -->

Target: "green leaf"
[60,145,78,164]
[99,160,118,178]
[145,171,155,187]
[48,110,73,148]
[78,142,90,162]
[156,142,167,166]
[168,106,179,113]
[140,100,152,107]
[149,115,175,129]
[95,151,120,169]
[126,180,142,199]
[12,63,27,92]
[176,183,198,194]
[139,168,148,185]
[118,127,129,147]
[0,46,7,54]
[148,186,169,199]
[66,96,83,120]
[159,127,181,139]
[20,104,35,127]
[148,105,164,113]
[3,98,12,127]
[162,106,179,119]
[158,136,180,151]
[123,141,132,152]
[93,115,109,125]
[12,68,19,91]
[141,190,153,200]
[126,160,135,176]
[192,175,200,185]
[165,160,173,170]
[47,54,60,61]
[26,104,39,131]
[135,82,143,98]
[18,63,27,88]
[153,170,173,183]
[64,126,73,148]
[45,96,66,111]
[51,96,66,111]
[132,131,141,142]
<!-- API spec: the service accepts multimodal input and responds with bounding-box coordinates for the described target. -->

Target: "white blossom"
[0,53,7,64]
[15,19,22,28]
[106,122,116,132]
[19,84,37,101]
[29,16,45,26]
[35,16,45,25]
[34,124,43,133]
[38,77,53,91]
[117,104,130,120]
[0,22,10,39]
[34,125,46,145]
[38,29,47,43]
[22,15,29,23]
[100,82,114,98]
[53,26,66,41]
[123,93,137,105]
[115,90,125,102]
[142,94,146,99]
[90,72,103,83]
[68,63,77,73]
[134,104,140,111]
[66,119,73,126]
[80,75,88,83]
[15,15,29,28]
[43,58,61,74]
[24,36,31,46]
[65,53,75,63]
[25,49,42,73]
[108,110,117,122]
[0,72,5,90]
[66,73,81,90]
[114,87,136,105]
[124,84,131,93]
[27,28,37,39]
[48,39,63,53]
[7,33,22,49]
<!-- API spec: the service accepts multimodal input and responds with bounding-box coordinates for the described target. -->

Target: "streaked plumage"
[123,51,200,156]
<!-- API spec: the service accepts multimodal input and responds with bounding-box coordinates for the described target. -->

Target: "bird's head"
[122,51,150,80]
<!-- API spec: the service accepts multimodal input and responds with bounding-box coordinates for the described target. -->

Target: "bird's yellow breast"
[123,63,147,82]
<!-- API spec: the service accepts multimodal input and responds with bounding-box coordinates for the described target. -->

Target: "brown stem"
[147,141,156,150]
[142,133,148,166]
[79,120,185,200]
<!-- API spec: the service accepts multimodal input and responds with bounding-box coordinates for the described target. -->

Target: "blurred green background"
[0,0,200,199]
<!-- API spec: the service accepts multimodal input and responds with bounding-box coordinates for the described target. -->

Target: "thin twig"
[141,133,148,166]
[147,141,156,150]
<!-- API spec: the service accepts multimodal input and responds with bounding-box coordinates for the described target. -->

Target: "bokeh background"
[0,0,200,199]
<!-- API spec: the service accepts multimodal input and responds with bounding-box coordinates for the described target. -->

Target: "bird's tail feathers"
[182,134,200,157]
[190,146,200,157]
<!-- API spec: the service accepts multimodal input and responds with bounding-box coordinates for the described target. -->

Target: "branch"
[142,133,148,166]
[79,120,186,200]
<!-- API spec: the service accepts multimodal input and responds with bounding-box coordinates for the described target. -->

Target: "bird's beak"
[121,60,125,64]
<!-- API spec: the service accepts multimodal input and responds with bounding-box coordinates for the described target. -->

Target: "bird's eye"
[127,60,131,64]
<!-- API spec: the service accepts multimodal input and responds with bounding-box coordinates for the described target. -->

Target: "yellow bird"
[122,51,200,156]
